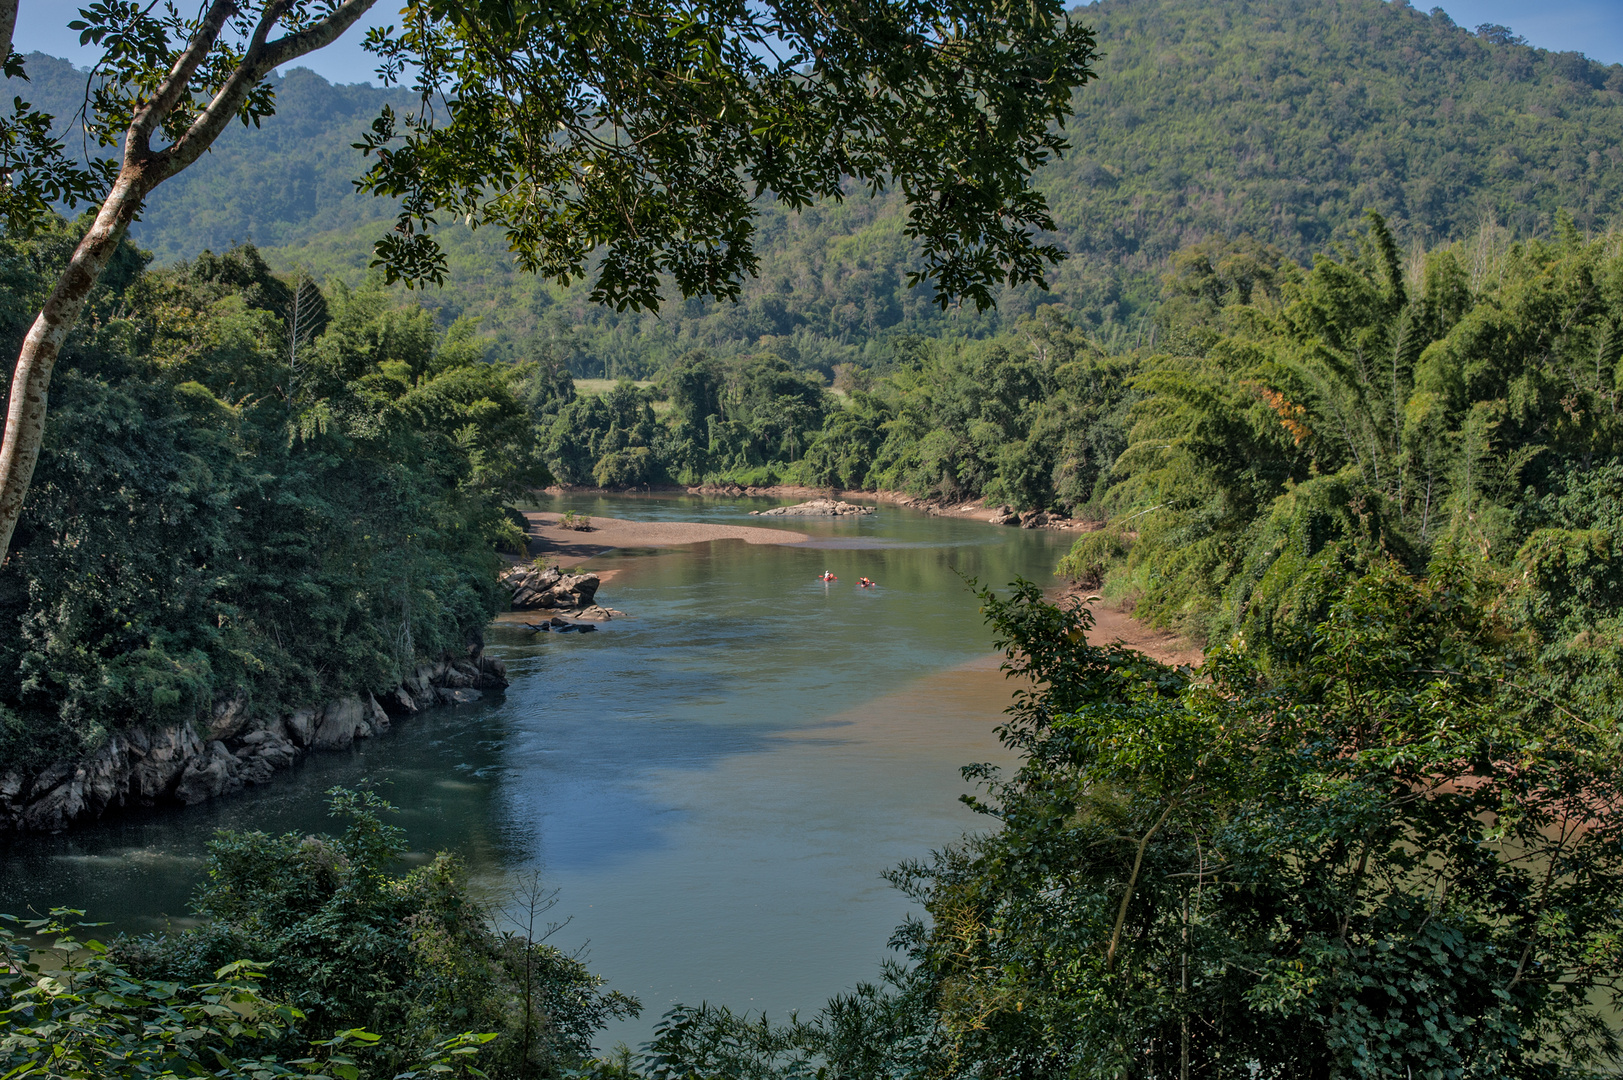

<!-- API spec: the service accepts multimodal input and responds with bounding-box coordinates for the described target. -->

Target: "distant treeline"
[531,320,1134,513]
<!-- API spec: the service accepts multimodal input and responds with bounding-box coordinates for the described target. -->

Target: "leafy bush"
[113,788,638,1080]
[1054,527,1129,586]
[593,447,659,489]
[1,911,494,1080]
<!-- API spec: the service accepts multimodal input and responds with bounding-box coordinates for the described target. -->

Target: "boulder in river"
[175,741,245,805]
[310,697,371,751]
[501,563,601,609]
[750,498,874,517]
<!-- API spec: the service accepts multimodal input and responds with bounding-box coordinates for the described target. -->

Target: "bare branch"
[155,0,378,182]
[1106,800,1176,974]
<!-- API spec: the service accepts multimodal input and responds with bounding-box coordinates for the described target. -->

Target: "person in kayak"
[820,571,837,581]
[859,577,875,588]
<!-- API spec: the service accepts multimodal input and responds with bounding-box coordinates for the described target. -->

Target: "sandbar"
[521,512,808,569]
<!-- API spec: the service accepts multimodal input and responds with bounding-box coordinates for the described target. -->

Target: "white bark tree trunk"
[0,0,376,563]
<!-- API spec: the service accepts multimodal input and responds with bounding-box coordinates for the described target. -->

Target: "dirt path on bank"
[1048,584,1206,668]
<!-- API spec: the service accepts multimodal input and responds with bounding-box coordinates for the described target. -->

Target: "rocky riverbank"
[0,652,509,835]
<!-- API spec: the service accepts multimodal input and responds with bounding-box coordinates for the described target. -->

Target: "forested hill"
[10,0,1623,371]
[3,54,411,264]
[1052,0,1623,265]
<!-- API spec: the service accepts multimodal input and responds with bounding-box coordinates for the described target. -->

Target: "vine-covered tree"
[0,0,1099,563]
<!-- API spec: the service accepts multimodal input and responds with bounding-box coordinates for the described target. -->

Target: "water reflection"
[0,496,1066,1044]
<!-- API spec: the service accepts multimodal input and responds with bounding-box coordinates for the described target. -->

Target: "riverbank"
[1052,587,1206,668]
[0,655,509,834]
[543,484,1097,531]
[522,501,1202,668]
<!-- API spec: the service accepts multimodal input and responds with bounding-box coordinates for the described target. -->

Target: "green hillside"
[10,0,1623,372]
[2,55,411,264]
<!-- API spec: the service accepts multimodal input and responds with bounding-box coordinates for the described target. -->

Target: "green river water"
[0,494,1072,1048]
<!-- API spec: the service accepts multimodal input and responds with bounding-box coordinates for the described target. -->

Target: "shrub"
[1,911,494,1079]
[113,788,638,1079]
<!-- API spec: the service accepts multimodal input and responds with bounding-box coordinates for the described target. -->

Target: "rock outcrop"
[0,652,509,835]
[500,564,601,609]
[987,504,1083,529]
[749,498,874,517]
[687,482,776,497]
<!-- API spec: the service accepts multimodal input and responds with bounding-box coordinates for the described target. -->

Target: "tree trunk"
[0,0,18,68]
[0,170,148,559]
[0,0,376,563]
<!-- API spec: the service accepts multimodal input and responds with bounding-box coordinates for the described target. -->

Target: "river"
[0,494,1071,1049]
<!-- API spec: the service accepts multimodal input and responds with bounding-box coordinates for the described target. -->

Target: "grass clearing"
[574,378,656,397]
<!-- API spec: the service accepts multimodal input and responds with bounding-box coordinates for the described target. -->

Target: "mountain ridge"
[8,0,1622,373]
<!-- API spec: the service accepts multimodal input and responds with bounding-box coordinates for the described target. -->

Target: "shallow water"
[0,495,1068,1047]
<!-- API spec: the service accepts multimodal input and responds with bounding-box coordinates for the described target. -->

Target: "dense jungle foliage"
[1067,214,1623,659]
[0,219,538,772]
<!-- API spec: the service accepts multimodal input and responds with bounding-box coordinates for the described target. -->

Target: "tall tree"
[0,0,1099,563]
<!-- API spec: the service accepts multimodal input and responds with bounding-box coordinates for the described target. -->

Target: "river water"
[0,495,1069,1048]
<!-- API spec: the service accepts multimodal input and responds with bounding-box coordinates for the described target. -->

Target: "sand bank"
[1049,583,1205,668]
[542,483,1093,529]
[520,512,808,570]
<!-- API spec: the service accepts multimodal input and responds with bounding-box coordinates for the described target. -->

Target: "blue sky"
[13,0,1623,86]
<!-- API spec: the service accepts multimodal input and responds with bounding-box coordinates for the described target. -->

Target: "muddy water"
[0,495,1069,1047]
